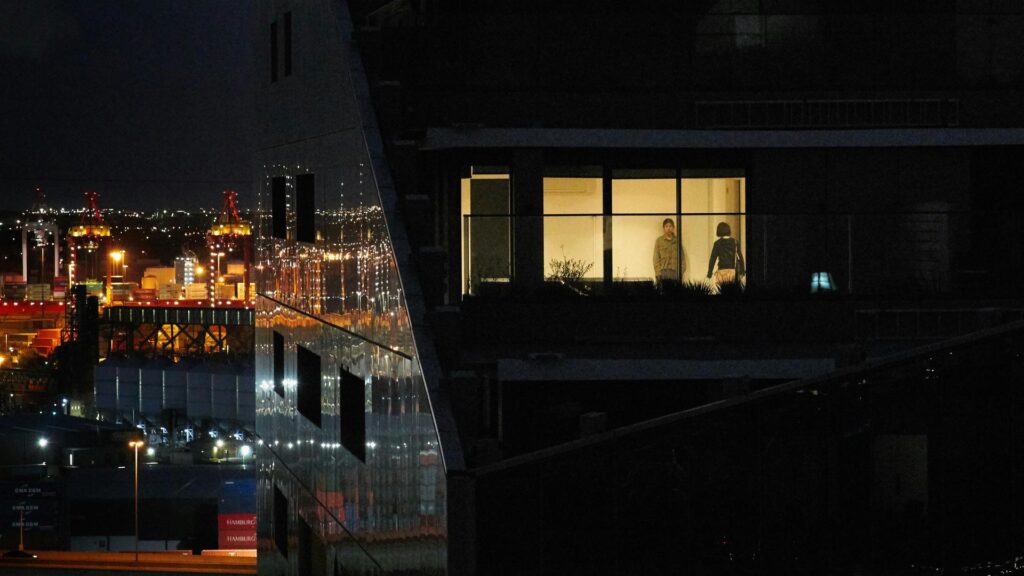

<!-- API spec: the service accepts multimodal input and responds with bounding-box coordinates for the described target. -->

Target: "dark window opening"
[296,344,322,427]
[272,331,285,398]
[273,485,288,557]
[271,176,287,240]
[298,516,312,576]
[339,366,366,462]
[284,12,293,76]
[299,516,326,575]
[296,173,316,243]
[270,21,278,83]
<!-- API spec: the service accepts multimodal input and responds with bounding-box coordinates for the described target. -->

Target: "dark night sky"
[0,1,254,211]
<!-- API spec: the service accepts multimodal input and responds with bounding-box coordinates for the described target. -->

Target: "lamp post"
[37,437,49,468]
[108,250,123,303]
[128,440,144,563]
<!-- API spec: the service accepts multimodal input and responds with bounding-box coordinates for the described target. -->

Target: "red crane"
[207,190,252,304]
[67,191,112,286]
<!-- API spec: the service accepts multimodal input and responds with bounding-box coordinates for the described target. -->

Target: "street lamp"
[128,440,144,563]
[240,444,252,468]
[108,250,125,302]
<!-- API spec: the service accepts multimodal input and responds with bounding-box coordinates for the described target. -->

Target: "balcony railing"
[462,211,1017,299]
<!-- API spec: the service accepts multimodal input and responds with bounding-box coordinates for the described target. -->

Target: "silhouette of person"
[707,222,744,285]
[653,218,682,287]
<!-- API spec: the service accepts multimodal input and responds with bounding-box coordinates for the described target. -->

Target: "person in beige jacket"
[653,218,683,287]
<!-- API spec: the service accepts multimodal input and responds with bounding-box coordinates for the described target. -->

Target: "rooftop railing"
[462,210,1018,299]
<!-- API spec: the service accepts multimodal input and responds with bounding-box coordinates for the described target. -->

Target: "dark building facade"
[255,2,1024,574]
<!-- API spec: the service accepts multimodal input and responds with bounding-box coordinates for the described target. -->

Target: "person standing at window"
[653,218,682,288]
[707,222,744,285]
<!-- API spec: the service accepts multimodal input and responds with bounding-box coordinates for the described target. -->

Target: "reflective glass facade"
[254,3,446,574]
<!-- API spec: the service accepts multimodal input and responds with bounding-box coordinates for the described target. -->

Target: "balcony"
[461,210,1016,301]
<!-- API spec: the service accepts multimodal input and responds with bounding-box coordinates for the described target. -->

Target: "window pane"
[612,178,675,282]
[271,177,287,240]
[339,366,366,462]
[543,177,603,283]
[272,330,285,398]
[296,344,321,427]
[273,485,287,557]
[461,168,510,295]
[295,173,315,243]
[681,177,746,288]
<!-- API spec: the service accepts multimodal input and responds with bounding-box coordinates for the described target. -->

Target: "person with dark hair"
[653,218,683,287]
[707,221,744,285]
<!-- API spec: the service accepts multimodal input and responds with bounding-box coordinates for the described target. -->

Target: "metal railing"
[462,210,1017,298]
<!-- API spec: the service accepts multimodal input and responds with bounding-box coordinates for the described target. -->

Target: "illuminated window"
[273,485,287,557]
[271,177,287,240]
[339,366,366,462]
[296,344,321,427]
[681,176,746,286]
[460,166,510,295]
[295,174,315,243]
[272,331,285,398]
[543,168,603,286]
[611,170,676,283]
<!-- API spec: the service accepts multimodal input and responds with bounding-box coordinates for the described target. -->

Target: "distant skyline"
[0,1,254,211]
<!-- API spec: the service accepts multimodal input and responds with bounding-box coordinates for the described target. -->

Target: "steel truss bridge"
[104,305,254,358]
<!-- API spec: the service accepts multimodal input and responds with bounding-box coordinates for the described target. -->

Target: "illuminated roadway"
[0,550,255,575]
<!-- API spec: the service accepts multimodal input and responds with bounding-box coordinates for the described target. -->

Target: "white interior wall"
[681,179,712,283]
[543,178,603,279]
[611,179,675,280]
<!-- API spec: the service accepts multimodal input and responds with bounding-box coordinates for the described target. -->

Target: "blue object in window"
[810,271,835,293]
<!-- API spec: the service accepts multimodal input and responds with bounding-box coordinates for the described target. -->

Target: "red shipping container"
[218,513,256,549]
[218,530,257,549]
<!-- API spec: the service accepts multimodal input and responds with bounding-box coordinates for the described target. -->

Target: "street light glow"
[240,445,252,457]
[128,440,144,448]
[37,438,48,448]
[216,439,225,448]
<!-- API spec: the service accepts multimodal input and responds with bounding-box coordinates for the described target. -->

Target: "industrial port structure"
[1,189,257,427]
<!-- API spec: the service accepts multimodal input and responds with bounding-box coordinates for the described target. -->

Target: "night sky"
[0,1,254,211]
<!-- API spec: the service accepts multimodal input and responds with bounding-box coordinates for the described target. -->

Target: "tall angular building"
[256,2,1024,574]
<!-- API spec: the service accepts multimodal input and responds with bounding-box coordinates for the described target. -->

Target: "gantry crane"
[21,188,60,283]
[67,191,112,286]
[207,190,252,304]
